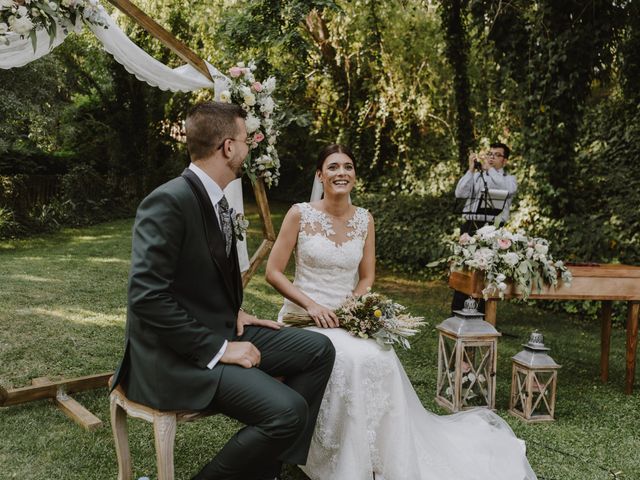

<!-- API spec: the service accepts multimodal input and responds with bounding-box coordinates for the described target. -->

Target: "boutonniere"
[229,209,249,241]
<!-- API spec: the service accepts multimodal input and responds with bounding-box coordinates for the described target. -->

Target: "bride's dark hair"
[316,144,356,171]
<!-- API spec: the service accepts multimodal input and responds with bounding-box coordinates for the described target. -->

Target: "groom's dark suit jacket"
[112,169,242,411]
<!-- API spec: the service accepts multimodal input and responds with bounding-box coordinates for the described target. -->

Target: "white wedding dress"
[278,203,537,480]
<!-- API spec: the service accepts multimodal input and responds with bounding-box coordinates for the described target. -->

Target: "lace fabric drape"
[278,202,537,480]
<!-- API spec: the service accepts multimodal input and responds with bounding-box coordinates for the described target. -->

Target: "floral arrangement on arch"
[0,0,106,48]
[442,225,572,300]
[218,61,280,188]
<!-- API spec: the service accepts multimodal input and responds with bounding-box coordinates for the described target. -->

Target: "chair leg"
[154,413,177,480]
[110,396,132,480]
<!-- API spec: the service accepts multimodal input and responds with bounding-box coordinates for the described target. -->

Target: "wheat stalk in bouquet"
[283,291,426,349]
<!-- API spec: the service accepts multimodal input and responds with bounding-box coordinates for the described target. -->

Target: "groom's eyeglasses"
[217,138,236,150]
[217,137,249,150]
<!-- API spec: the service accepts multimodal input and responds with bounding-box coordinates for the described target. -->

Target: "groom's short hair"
[185,101,247,161]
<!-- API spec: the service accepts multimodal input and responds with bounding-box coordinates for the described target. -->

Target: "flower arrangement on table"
[283,291,426,349]
[434,225,572,300]
[0,0,106,48]
[218,61,280,188]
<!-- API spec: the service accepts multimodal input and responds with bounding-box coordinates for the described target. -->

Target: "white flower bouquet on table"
[0,0,106,48]
[443,225,572,300]
[218,61,280,188]
[283,291,426,349]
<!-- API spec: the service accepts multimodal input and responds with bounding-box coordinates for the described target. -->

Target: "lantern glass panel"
[460,344,492,408]
[529,371,555,417]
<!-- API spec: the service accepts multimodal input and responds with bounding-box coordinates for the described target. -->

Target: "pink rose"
[459,233,472,245]
[229,66,243,77]
[253,132,265,143]
[252,81,263,92]
[461,361,472,374]
[497,238,512,250]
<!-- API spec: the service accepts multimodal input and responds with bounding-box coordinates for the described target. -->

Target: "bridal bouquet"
[218,61,280,187]
[0,0,106,48]
[432,225,572,300]
[283,291,426,349]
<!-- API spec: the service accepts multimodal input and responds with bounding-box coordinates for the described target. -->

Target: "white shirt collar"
[188,163,224,207]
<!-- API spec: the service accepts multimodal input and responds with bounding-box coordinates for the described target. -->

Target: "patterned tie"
[217,195,233,257]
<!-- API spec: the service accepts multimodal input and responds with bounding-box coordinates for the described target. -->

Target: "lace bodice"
[279,203,369,317]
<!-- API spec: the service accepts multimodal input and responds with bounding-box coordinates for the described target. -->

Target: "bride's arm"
[353,213,375,295]
[265,206,339,328]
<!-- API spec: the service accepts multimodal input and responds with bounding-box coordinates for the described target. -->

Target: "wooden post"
[625,301,639,395]
[600,300,613,383]
[484,299,498,326]
[106,0,213,82]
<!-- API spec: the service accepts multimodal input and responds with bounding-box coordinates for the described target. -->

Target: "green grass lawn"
[1,204,639,480]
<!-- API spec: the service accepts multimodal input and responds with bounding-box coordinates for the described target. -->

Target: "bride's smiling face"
[318,153,356,196]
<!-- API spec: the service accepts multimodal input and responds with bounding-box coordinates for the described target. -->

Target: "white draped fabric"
[0,12,251,271]
[0,22,75,69]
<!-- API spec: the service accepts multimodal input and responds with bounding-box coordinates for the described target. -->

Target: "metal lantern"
[509,331,561,423]
[435,298,501,412]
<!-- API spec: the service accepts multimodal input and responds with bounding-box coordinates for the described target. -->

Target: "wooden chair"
[109,380,215,480]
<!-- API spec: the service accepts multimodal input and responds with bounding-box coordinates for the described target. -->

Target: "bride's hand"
[306,302,339,328]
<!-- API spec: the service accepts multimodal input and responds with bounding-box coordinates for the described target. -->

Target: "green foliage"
[355,191,458,275]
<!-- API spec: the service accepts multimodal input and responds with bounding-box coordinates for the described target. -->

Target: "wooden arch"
[0,0,277,427]
[106,0,277,288]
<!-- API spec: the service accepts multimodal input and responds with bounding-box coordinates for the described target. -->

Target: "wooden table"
[449,264,640,394]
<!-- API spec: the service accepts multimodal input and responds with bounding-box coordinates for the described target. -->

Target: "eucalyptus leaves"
[0,0,106,49]
[445,225,572,300]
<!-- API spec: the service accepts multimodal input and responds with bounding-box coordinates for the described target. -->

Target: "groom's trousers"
[192,325,335,480]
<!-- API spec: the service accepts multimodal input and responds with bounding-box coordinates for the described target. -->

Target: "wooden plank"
[449,267,640,301]
[600,301,613,383]
[253,179,276,241]
[29,377,103,430]
[55,391,103,431]
[0,373,111,407]
[242,239,274,288]
[106,0,213,82]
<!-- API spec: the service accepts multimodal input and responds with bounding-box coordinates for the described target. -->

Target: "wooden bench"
[109,381,216,480]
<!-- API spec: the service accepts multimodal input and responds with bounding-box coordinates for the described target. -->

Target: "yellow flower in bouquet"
[283,292,426,349]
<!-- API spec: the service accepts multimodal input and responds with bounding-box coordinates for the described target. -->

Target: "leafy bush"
[354,192,458,275]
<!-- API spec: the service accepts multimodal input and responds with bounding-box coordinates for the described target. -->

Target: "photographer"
[452,142,517,312]
[455,142,517,234]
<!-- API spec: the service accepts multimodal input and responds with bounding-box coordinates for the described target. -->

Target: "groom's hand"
[220,342,261,368]
[236,309,281,336]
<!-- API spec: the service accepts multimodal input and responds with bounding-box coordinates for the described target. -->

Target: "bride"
[265,144,537,480]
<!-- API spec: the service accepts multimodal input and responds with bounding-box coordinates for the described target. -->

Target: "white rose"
[496,273,506,282]
[48,1,57,10]
[526,247,534,259]
[16,5,27,15]
[243,93,256,106]
[534,243,548,255]
[497,282,508,291]
[10,14,33,34]
[219,90,231,103]
[240,85,251,97]
[260,96,275,115]
[244,113,260,133]
[0,0,14,9]
[263,77,276,93]
[503,252,520,267]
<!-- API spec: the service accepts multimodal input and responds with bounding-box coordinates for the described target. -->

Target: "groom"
[111,101,335,480]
